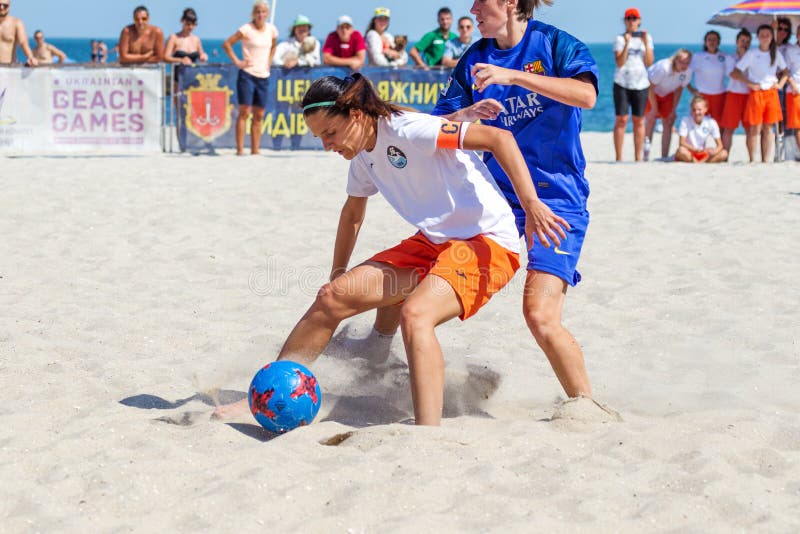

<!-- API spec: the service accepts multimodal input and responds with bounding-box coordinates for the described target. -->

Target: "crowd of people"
[613,7,800,163]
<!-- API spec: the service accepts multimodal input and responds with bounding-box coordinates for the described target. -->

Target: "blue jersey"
[433,20,599,213]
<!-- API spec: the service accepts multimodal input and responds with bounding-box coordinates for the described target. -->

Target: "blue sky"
[13,0,742,44]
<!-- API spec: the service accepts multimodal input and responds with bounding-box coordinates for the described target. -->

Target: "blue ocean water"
[39,38,723,132]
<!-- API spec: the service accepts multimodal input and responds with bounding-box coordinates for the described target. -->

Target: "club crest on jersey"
[387,145,408,169]
[523,60,545,74]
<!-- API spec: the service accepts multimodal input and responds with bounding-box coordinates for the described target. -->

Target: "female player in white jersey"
[214,73,568,426]
[688,31,729,124]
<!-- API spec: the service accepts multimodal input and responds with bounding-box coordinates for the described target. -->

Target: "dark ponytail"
[301,73,401,119]
[756,24,777,65]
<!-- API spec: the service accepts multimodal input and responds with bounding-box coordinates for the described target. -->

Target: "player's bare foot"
[211,398,250,420]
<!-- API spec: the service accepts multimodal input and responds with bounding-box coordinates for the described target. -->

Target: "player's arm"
[470,64,597,109]
[330,195,368,280]
[450,122,569,248]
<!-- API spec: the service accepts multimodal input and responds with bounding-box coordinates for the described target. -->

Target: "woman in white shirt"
[644,49,693,159]
[730,24,789,162]
[364,7,407,67]
[782,25,800,159]
[272,15,320,68]
[612,7,654,161]
[719,29,752,155]
[688,31,729,124]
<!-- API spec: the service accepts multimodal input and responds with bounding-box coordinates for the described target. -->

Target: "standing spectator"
[118,5,164,65]
[322,15,366,70]
[409,7,456,69]
[688,31,728,124]
[97,41,108,63]
[273,15,320,68]
[365,7,407,67]
[164,8,208,65]
[0,0,38,66]
[783,25,800,160]
[32,30,66,64]
[777,17,793,53]
[612,7,653,162]
[719,29,752,155]
[441,16,474,68]
[674,96,728,163]
[730,25,789,163]
[644,49,693,160]
[223,0,279,156]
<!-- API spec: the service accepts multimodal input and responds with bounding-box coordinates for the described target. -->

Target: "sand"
[1,133,798,532]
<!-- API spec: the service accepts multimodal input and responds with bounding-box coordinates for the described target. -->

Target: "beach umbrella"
[707,0,800,32]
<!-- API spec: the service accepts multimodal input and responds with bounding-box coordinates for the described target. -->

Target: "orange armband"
[436,120,468,150]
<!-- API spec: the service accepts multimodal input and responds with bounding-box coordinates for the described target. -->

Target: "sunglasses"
[0,3,9,8]
[778,27,790,31]
[625,16,639,21]
[459,25,472,29]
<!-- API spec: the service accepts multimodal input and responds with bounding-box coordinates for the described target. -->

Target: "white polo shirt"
[648,58,692,97]
[678,115,721,151]
[736,48,787,89]
[690,51,730,95]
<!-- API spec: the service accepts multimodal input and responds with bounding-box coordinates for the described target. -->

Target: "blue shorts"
[513,208,589,286]
[237,70,270,108]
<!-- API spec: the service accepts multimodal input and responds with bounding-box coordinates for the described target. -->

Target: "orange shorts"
[369,232,520,320]
[645,93,675,119]
[689,149,709,162]
[744,89,783,126]
[700,92,726,123]
[719,92,751,129]
[786,92,800,129]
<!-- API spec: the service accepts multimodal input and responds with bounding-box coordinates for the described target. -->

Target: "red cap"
[624,8,641,19]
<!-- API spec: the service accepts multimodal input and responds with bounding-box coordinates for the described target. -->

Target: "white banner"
[0,66,162,155]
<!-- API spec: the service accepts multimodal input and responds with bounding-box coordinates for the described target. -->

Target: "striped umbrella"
[707,0,800,31]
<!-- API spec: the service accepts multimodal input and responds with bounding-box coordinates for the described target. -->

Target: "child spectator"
[674,96,728,163]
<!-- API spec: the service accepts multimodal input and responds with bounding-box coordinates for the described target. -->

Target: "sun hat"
[624,8,641,19]
[374,7,390,18]
[292,14,312,28]
[337,15,354,27]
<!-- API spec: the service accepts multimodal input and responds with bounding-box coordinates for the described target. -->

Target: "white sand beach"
[1,134,798,531]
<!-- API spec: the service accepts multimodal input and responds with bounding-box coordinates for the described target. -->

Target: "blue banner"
[175,65,451,152]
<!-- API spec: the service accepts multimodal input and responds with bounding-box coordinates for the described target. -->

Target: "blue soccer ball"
[248,360,322,433]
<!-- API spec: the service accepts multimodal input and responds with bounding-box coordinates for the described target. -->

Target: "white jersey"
[736,48,787,90]
[613,33,654,90]
[690,51,730,95]
[648,58,692,97]
[726,52,750,94]
[782,44,800,94]
[678,116,721,151]
[347,112,520,253]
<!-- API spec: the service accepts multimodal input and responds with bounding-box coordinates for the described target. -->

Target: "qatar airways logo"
[497,92,545,128]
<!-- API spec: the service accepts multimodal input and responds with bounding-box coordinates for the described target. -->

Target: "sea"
[35,38,729,132]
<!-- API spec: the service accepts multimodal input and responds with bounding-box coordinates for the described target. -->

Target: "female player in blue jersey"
[432,0,599,400]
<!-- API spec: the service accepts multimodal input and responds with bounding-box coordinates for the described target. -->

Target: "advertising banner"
[0,66,162,155]
[176,65,450,152]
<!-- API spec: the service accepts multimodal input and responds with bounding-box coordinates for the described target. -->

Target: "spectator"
[365,7,407,67]
[409,6,456,69]
[441,16,474,68]
[674,96,728,163]
[164,8,208,65]
[322,15,366,70]
[719,29,752,155]
[97,41,108,63]
[644,49,693,160]
[730,24,789,162]
[118,5,164,64]
[777,17,792,53]
[783,25,800,160]
[612,7,653,162]
[32,30,66,64]
[688,31,728,124]
[0,0,38,66]
[273,14,320,68]
[222,0,279,155]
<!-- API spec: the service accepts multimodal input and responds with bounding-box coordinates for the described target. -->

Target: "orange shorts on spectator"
[701,93,726,123]
[719,92,751,129]
[645,93,675,119]
[744,89,782,126]
[369,233,519,320]
[785,92,800,129]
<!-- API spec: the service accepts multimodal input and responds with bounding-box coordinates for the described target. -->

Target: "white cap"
[337,15,354,27]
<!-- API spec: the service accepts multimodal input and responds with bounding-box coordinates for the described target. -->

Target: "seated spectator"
[644,48,693,159]
[33,30,66,64]
[674,96,727,163]
[164,8,208,65]
[365,7,407,67]
[118,5,164,64]
[441,16,474,68]
[409,6,456,69]
[273,14,320,68]
[322,15,366,71]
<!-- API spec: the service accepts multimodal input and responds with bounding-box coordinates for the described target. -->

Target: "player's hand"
[458,99,504,122]
[522,200,570,249]
[471,63,516,92]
